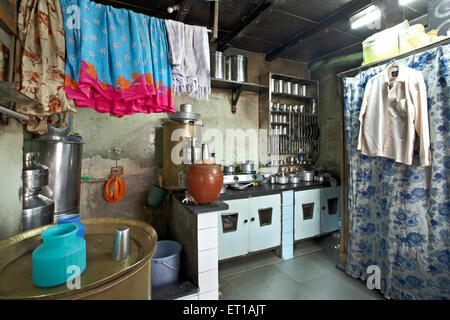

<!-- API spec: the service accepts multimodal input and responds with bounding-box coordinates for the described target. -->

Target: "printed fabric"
[14,0,76,135]
[60,0,175,116]
[343,43,450,300]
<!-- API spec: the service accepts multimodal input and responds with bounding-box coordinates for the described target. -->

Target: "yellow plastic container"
[362,21,410,65]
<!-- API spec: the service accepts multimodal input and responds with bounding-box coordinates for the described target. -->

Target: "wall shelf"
[0,81,39,106]
[211,78,268,113]
[271,92,317,100]
[259,72,320,161]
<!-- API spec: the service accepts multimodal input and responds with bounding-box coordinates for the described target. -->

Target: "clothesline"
[96,0,213,32]
[336,37,450,78]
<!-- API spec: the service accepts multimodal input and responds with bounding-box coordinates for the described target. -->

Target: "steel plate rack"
[259,72,320,164]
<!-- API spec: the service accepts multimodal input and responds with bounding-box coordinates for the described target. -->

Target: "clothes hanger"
[388,58,399,82]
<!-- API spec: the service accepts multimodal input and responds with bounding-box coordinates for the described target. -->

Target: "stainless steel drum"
[26,139,83,221]
[22,152,54,231]
[226,54,247,82]
[210,51,225,80]
[39,114,73,141]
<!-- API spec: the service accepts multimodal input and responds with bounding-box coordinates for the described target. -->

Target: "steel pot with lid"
[292,83,299,95]
[276,172,289,185]
[239,161,254,173]
[222,165,236,175]
[299,170,315,182]
[226,54,247,82]
[289,174,302,184]
[210,51,225,80]
[283,81,292,94]
[274,79,283,93]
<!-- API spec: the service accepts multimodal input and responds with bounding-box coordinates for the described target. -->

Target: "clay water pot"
[186,164,223,204]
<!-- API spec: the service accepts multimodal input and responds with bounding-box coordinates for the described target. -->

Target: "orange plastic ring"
[104,176,125,203]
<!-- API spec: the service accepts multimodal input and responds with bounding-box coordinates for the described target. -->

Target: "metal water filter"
[24,115,83,221]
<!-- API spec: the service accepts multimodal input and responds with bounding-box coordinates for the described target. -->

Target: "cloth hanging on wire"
[60,0,175,116]
[13,0,76,134]
[342,43,449,300]
[164,19,211,100]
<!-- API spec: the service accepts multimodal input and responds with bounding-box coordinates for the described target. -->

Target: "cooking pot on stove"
[239,161,254,173]
[223,165,236,175]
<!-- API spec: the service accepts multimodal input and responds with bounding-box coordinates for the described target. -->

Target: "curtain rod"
[336,37,450,78]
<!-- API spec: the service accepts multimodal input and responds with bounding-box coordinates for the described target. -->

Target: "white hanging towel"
[164,20,211,100]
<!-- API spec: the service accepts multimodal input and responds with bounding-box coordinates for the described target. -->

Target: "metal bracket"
[111,166,124,177]
[231,86,242,113]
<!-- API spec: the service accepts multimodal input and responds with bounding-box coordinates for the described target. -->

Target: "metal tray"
[0,218,157,299]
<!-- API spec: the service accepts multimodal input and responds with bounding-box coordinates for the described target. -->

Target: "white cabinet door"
[248,194,281,253]
[217,199,249,260]
[320,186,341,233]
[294,189,321,241]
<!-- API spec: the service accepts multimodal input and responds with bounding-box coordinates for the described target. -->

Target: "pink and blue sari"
[60,0,175,116]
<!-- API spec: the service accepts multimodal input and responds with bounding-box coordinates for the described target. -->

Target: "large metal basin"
[0,218,157,300]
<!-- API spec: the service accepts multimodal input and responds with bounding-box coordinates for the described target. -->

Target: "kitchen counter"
[172,192,230,214]
[219,181,323,201]
[172,181,324,214]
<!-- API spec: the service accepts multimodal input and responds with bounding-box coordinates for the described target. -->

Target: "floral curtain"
[343,43,449,300]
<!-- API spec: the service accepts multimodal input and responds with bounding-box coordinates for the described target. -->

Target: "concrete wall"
[311,66,345,179]
[311,59,362,181]
[0,119,23,240]
[74,48,309,224]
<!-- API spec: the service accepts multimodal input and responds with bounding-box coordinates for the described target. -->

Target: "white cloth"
[357,64,431,166]
[164,20,211,100]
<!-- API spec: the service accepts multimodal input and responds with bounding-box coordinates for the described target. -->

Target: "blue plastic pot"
[32,224,86,287]
[57,214,85,238]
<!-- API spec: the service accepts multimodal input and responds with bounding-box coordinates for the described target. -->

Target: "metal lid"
[179,104,193,113]
[168,104,201,123]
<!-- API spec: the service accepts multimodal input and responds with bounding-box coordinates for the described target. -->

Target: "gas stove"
[223,173,265,185]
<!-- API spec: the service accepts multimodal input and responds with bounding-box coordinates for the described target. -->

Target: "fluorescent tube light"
[399,0,415,6]
[349,5,382,29]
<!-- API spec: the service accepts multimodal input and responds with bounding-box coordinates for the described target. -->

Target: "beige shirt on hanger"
[357,64,431,166]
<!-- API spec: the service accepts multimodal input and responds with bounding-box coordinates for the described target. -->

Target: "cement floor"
[218,234,384,300]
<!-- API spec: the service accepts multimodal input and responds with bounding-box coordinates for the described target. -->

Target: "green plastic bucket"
[147,185,166,207]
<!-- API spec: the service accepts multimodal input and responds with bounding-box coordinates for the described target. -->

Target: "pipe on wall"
[0,105,29,121]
